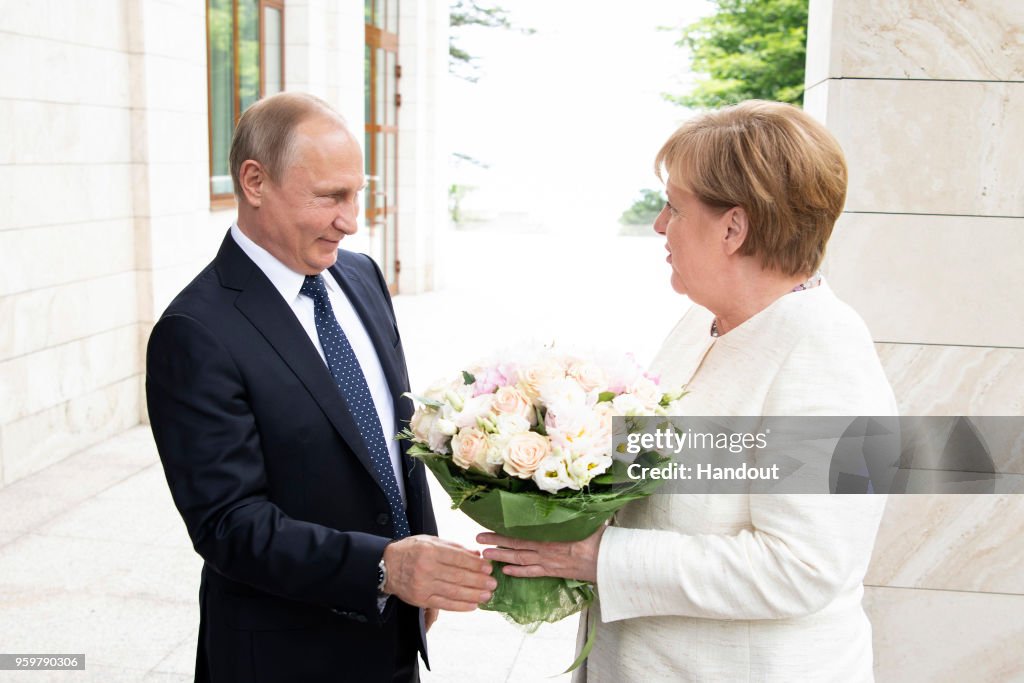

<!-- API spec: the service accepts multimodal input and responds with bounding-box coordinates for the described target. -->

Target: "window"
[206,0,285,202]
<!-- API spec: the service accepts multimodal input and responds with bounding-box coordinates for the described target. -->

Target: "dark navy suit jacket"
[146,231,436,682]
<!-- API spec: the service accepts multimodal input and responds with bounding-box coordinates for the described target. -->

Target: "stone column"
[804,1,1024,679]
[395,1,449,294]
[129,0,219,424]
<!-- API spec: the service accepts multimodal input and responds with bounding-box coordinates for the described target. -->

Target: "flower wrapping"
[401,348,685,628]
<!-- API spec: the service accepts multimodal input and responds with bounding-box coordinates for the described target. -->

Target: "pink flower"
[452,427,497,476]
[502,431,552,478]
[471,366,508,396]
[567,361,608,393]
[492,386,535,424]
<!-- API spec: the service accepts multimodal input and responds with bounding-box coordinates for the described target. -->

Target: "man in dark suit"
[146,92,495,682]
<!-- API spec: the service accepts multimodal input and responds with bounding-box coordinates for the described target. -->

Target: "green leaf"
[597,391,616,403]
[462,370,476,385]
[533,405,547,436]
[404,392,444,408]
[563,612,598,673]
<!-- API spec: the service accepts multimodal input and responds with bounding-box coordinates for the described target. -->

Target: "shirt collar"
[230,223,340,302]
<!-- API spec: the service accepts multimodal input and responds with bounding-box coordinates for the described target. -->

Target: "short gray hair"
[229,92,346,197]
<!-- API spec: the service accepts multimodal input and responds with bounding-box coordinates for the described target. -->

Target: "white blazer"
[581,282,897,682]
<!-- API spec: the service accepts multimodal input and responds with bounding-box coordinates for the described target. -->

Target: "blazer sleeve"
[597,332,894,622]
[146,312,390,620]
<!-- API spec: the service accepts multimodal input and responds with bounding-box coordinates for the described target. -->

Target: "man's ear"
[722,206,749,256]
[238,159,266,207]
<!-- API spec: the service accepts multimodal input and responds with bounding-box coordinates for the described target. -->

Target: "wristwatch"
[376,557,389,594]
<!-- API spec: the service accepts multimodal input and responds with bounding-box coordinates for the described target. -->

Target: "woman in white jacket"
[480,100,897,682]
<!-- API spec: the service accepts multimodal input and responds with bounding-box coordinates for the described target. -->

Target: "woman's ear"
[238,159,266,208]
[722,206,749,255]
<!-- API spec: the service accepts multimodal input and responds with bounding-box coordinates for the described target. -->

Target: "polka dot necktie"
[300,274,411,539]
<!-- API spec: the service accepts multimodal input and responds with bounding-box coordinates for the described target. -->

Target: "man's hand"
[383,536,496,612]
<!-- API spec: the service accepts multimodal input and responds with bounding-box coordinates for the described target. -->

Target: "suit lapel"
[215,235,391,497]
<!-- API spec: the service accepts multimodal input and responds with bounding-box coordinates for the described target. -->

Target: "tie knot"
[300,274,328,300]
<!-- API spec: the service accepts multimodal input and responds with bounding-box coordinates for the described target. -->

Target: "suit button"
[376,512,390,526]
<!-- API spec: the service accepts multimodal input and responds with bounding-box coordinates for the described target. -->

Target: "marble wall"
[805,1,1024,679]
[0,0,448,483]
[1,0,143,484]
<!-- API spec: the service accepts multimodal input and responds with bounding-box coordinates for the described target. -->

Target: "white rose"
[502,431,552,478]
[453,393,495,429]
[516,361,565,401]
[611,393,647,416]
[436,418,458,436]
[626,377,662,409]
[426,421,452,455]
[492,385,535,424]
[410,408,438,445]
[493,413,531,436]
[532,451,580,493]
[567,361,608,393]
[537,377,587,413]
[451,427,498,476]
[592,402,615,440]
[485,432,512,468]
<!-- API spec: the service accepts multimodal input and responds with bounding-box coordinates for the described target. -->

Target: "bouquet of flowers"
[400,347,686,630]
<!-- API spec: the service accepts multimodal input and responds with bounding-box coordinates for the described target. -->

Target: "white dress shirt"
[230,224,405,502]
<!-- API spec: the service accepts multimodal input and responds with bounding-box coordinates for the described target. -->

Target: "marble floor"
[0,425,581,682]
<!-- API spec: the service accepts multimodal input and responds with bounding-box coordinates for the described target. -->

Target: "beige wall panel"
[0,164,135,232]
[828,79,1024,216]
[865,585,1024,682]
[0,0,129,49]
[826,213,1024,347]
[0,33,131,107]
[0,219,136,297]
[877,345,1023,417]
[0,325,139,425]
[1,377,140,485]
[0,272,139,363]
[868,495,1024,593]
[132,110,208,165]
[1,102,132,166]
[807,0,1024,85]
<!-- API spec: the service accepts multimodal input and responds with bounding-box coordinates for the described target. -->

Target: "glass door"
[364,0,400,293]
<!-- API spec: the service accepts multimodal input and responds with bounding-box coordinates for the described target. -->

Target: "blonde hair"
[229,92,345,197]
[656,100,847,276]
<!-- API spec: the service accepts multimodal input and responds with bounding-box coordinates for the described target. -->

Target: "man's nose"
[334,201,359,233]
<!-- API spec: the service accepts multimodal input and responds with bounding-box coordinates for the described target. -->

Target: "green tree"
[666,0,808,109]
[449,0,533,82]
[619,189,666,228]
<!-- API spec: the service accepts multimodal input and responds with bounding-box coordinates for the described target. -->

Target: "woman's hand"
[425,607,439,632]
[476,526,607,584]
